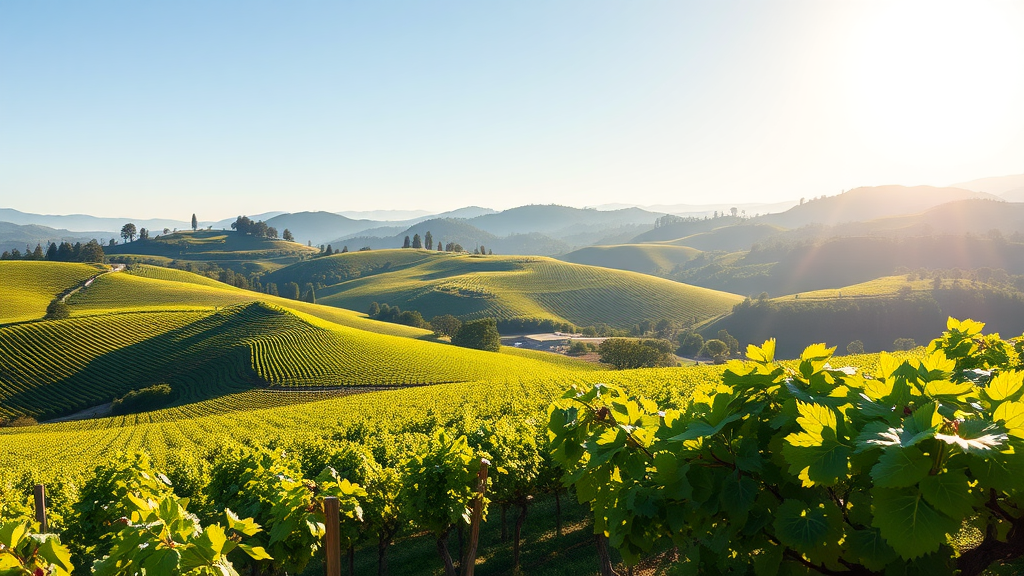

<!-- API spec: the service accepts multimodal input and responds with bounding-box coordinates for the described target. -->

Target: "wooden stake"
[33,484,47,533]
[461,458,489,576]
[324,496,341,576]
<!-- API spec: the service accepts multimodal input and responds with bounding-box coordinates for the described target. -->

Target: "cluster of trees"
[366,303,501,352]
[368,302,429,329]
[1,240,105,263]
[230,216,279,239]
[400,232,494,255]
[314,244,349,257]
[596,338,676,369]
[496,317,577,335]
[109,384,175,415]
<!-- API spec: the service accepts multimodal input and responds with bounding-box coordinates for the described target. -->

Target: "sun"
[844,0,1024,164]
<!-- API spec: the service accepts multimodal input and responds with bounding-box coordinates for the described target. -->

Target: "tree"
[451,318,501,352]
[31,244,44,260]
[284,282,300,300]
[403,236,411,249]
[163,227,171,235]
[283,229,294,242]
[717,329,740,356]
[138,228,149,240]
[80,240,104,263]
[430,314,462,339]
[412,234,422,249]
[677,331,704,356]
[730,206,738,217]
[598,338,675,369]
[45,300,70,320]
[894,337,917,351]
[120,223,137,243]
[191,213,198,231]
[699,338,729,362]
[341,246,348,253]
[479,245,485,255]
[368,302,381,317]
[302,284,316,304]
[45,242,58,260]
[847,339,865,354]
[425,231,433,250]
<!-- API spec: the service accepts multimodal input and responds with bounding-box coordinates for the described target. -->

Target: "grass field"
[280,249,742,329]
[106,229,317,261]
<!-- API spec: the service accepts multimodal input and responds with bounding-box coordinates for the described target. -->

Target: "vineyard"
[3,260,1024,575]
[558,243,703,277]
[309,250,742,329]
[0,261,106,323]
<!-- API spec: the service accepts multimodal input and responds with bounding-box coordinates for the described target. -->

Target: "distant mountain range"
[4,175,1023,257]
[0,222,110,253]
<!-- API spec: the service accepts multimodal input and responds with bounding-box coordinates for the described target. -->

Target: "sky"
[1,1,1023,220]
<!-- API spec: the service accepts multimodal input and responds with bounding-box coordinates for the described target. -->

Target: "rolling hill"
[0,261,107,324]
[661,223,784,252]
[558,244,703,276]
[332,217,570,255]
[703,274,1024,358]
[0,261,596,421]
[105,229,317,271]
[755,185,998,229]
[271,249,743,330]
[629,216,744,243]
[0,221,110,254]
[465,205,660,238]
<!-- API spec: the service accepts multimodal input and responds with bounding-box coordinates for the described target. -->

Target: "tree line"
[1,240,105,263]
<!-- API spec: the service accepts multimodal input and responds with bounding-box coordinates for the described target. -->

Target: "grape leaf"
[871,487,958,559]
[773,499,835,554]
[984,371,1024,402]
[846,528,898,572]
[993,401,1024,438]
[934,420,1007,455]
[919,470,975,520]
[871,447,931,488]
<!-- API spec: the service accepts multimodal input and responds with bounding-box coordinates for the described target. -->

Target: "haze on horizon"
[1,0,1022,220]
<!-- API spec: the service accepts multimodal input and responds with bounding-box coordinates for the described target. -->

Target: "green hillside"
[106,229,317,265]
[69,264,428,337]
[0,261,107,323]
[557,244,702,276]
[288,249,742,329]
[660,223,783,252]
[703,275,1024,357]
[2,264,598,416]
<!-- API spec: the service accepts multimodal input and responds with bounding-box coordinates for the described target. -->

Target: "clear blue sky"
[2,1,1022,219]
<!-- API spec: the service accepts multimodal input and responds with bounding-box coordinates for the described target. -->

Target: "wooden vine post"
[324,496,341,576]
[461,458,490,576]
[33,484,48,533]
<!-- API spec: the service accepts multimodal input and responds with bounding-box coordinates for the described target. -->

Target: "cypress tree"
[403,235,411,248]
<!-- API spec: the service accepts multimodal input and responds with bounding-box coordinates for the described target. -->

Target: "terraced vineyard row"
[315,250,743,329]
[70,265,430,337]
[0,261,107,323]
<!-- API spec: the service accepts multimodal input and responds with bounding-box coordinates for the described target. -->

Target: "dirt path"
[59,264,124,303]
[44,402,112,423]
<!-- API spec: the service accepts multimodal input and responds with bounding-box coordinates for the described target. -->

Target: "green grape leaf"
[871,487,958,560]
[993,401,1024,438]
[934,420,1008,455]
[239,544,273,560]
[846,528,898,572]
[871,447,932,488]
[746,339,776,364]
[773,499,835,554]
[985,371,1024,402]
[923,380,973,399]
[752,541,784,576]
[782,435,851,487]
[919,470,975,520]
[719,471,758,520]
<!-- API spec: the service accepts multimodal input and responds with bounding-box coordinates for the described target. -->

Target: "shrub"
[109,384,175,415]
[847,339,865,354]
[45,300,70,320]
[598,338,675,369]
[452,318,501,352]
[894,337,918,351]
